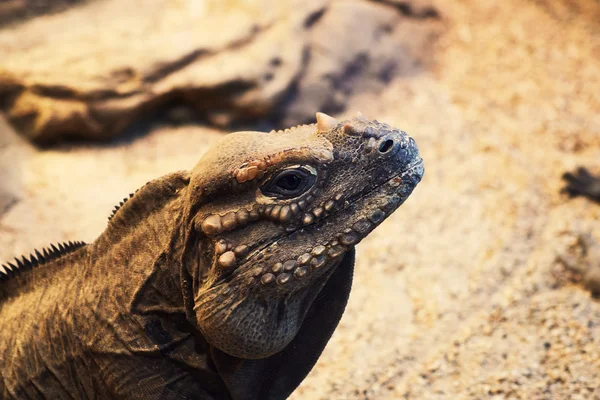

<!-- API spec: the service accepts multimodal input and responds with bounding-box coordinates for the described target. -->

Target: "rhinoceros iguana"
[0,112,424,399]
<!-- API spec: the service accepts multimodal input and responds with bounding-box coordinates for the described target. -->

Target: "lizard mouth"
[229,158,424,287]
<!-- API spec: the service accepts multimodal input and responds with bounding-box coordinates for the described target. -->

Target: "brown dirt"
[1,0,600,398]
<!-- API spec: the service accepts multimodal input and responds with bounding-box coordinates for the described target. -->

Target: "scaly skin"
[0,112,424,399]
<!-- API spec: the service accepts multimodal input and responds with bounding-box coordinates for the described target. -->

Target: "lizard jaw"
[231,158,424,289]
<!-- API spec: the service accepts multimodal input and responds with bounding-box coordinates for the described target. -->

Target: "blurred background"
[1,0,599,398]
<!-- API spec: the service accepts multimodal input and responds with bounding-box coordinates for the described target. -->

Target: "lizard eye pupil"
[261,167,316,199]
[277,175,301,191]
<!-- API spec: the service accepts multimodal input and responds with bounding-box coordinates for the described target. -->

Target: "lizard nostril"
[378,139,394,153]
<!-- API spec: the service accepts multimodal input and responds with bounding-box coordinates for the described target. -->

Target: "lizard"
[0,112,424,399]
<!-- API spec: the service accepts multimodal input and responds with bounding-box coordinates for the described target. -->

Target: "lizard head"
[185,112,424,359]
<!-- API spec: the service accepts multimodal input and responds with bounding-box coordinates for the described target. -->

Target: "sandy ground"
[1,0,600,398]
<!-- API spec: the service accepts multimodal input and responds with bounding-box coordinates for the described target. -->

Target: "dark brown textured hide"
[0,113,423,399]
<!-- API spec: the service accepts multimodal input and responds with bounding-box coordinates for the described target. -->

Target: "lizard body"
[0,112,423,399]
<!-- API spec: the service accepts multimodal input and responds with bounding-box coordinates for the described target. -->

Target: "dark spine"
[0,241,86,282]
[107,192,135,221]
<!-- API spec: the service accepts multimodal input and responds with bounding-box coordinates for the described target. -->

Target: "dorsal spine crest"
[0,241,86,282]
[107,192,136,221]
[269,123,315,135]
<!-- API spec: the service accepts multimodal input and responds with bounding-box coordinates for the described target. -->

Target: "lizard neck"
[89,171,192,317]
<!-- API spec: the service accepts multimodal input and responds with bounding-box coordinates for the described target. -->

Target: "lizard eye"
[261,166,316,199]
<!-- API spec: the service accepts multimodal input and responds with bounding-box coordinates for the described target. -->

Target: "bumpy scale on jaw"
[253,174,412,287]
[187,111,424,359]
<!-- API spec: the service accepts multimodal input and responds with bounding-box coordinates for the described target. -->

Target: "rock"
[0,0,441,144]
[279,0,440,126]
[0,0,87,27]
[0,114,28,218]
